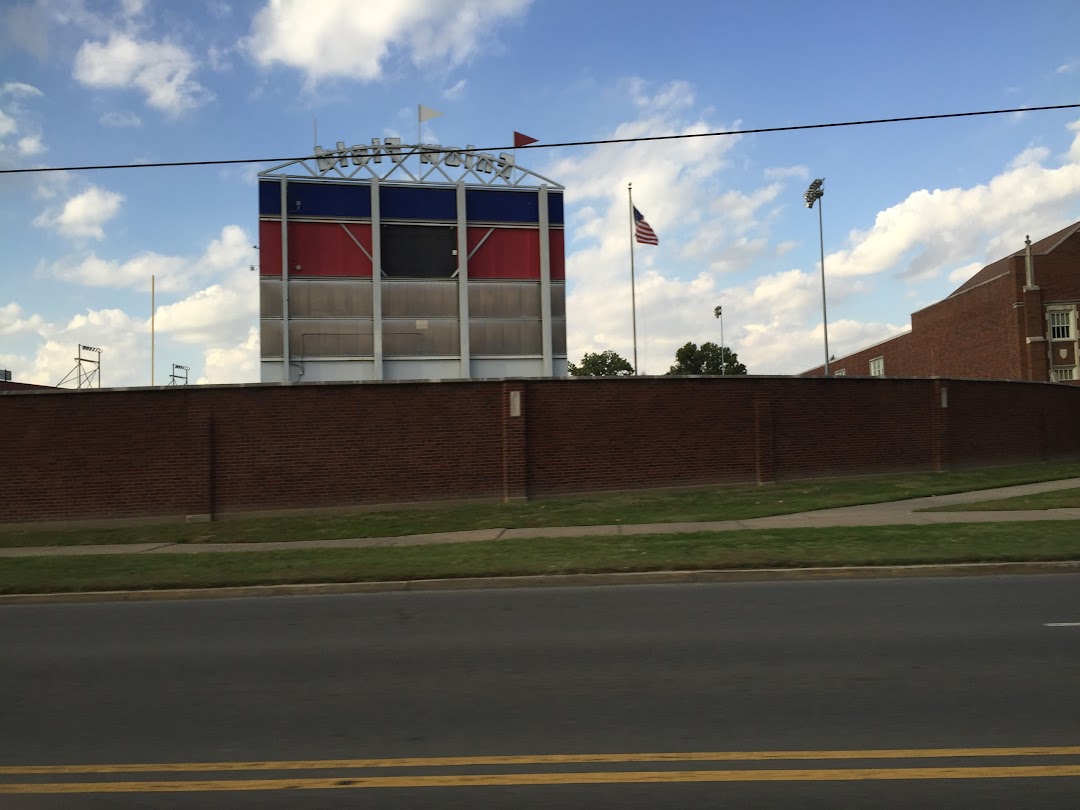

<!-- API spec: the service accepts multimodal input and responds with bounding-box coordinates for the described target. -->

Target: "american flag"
[633,206,659,245]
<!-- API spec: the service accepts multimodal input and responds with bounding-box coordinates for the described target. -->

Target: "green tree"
[568,350,635,377]
[666,341,747,376]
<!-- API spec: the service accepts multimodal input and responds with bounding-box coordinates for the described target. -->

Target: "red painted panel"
[259,221,281,276]
[467,227,566,280]
[550,229,565,281]
[259,221,372,277]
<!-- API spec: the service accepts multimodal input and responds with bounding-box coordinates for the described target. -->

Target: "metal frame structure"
[258,142,566,383]
[260,140,563,189]
[168,364,190,386]
[56,344,101,389]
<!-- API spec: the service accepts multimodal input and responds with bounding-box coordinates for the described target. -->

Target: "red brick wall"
[809,271,1025,380]
[1035,233,1080,301]
[3,377,1079,523]
[807,230,1080,382]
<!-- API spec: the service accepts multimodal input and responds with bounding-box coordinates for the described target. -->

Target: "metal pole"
[538,184,553,377]
[280,178,290,382]
[151,274,155,386]
[818,198,830,376]
[720,309,725,375]
[628,183,639,375]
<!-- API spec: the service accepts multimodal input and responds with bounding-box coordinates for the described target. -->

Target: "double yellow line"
[3,747,1080,794]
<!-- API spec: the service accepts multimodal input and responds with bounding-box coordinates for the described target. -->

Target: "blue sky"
[3,0,1080,385]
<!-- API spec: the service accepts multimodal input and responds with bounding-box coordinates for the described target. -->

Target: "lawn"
[921,487,1080,512]
[4,460,1080,549]
[3,521,1079,595]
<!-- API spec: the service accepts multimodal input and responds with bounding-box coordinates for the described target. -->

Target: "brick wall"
[3,376,1079,524]
[808,270,1024,379]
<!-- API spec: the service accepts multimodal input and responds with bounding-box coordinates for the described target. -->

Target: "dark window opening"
[381,224,457,278]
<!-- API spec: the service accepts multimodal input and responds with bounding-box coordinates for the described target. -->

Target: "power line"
[2,102,1079,176]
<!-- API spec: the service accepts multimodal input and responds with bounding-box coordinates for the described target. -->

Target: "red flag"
[513,131,538,148]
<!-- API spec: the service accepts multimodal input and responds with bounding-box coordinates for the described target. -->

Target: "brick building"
[804,220,1080,382]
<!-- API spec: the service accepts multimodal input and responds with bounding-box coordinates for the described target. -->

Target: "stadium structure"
[258,137,566,382]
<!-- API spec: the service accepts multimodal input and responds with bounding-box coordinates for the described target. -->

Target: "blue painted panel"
[466,189,536,224]
[258,180,280,215]
[548,192,564,225]
[260,180,562,224]
[464,189,564,225]
[259,180,373,218]
[380,185,457,220]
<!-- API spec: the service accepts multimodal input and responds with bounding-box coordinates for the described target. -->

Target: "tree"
[666,341,747,376]
[568,350,635,377]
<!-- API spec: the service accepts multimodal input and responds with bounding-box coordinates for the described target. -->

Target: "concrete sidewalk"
[3,477,1079,559]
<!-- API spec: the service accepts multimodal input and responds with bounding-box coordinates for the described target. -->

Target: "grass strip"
[3,521,1080,595]
[5,461,1080,550]
[922,488,1080,512]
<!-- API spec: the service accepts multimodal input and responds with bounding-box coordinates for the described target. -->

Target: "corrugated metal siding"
[469,282,542,317]
[260,279,282,317]
[383,280,459,317]
[552,318,567,355]
[383,318,460,356]
[550,283,565,318]
[293,321,375,357]
[470,319,543,355]
[260,319,375,358]
[290,279,373,317]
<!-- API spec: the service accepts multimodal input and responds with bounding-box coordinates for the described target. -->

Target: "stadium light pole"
[804,178,830,376]
[713,305,725,375]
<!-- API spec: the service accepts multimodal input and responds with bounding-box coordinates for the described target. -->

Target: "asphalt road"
[3,574,1080,807]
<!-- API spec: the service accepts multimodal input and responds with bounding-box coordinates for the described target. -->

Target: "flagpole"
[151,274,155,386]
[417,104,421,147]
[628,183,639,375]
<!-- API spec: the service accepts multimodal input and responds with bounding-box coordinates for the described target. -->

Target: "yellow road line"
[4,765,1080,793]
[3,746,1080,776]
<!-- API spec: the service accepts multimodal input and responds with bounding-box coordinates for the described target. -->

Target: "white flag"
[418,105,443,122]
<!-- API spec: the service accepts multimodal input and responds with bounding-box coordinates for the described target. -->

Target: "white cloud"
[244,0,530,83]
[120,0,147,17]
[0,302,45,336]
[947,261,984,285]
[558,88,1080,376]
[33,186,124,240]
[824,146,1080,282]
[1009,145,1050,170]
[443,79,467,100]
[11,226,260,387]
[0,80,46,159]
[17,134,44,156]
[99,110,142,127]
[73,32,210,115]
[199,327,259,385]
[2,81,43,98]
[22,308,146,388]
[1068,120,1080,165]
[39,224,251,292]
[765,165,809,181]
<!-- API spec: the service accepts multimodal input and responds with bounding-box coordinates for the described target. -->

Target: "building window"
[869,357,884,377]
[1050,310,1073,340]
[834,368,846,376]
[1054,367,1075,382]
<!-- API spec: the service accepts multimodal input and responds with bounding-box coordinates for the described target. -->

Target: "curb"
[3,560,1080,606]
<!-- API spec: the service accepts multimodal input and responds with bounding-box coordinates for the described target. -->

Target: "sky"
[3,0,1080,386]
